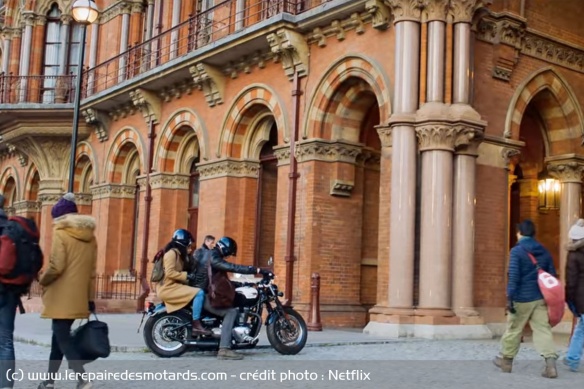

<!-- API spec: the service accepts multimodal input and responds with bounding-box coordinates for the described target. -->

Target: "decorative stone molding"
[82,108,110,142]
[273,146,291,166]
[415,125,458,152]
[60,15,73,25]
[366,0,391,30]
[522,30,584,74]
[546,156,584,183]
[449,0,492,24]
[75,193,93,206]
[386,0,424,23]
[357,149,382,170]
[307,13,367,47]
[90,184,137,200]
[330,179,354,197]
[222,51,274,79]
[108,103,137,121]
[149,172,190,190]
[158,79,195,102]
[16,138,71,179]
[34,15,47,26]
[295,139,362,164]
[197,159,260,180]
[5,142,28,167]
[131,2,145,13]
[12,200,41,212]
[17,152,28,167]
[22,11,36,26]
[38,193,63,204]
[376,127,392,148]
[454,126,484,156]
[501,147,521,166]
[267,28,309,80]
[99,2,130,24]
[190,63,225,107]
[130,88,162,124]
[423,0,449,22]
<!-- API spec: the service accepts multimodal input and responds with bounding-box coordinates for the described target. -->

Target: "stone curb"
[14,336,402,354]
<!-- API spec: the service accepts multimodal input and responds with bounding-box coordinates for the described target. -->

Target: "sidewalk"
[14,313,400,353]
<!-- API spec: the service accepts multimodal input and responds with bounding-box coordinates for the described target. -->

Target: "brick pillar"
[37,179,65,260]
[75,192,93,216]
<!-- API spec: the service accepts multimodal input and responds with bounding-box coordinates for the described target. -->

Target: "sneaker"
[37,381,54,389]
[217,348,243,360]
[76,381,93,389]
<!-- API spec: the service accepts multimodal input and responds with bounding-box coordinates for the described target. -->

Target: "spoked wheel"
[143,311,190,357]
[266,307,307,355]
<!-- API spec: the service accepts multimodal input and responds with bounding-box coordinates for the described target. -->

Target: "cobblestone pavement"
[11,338,581,389]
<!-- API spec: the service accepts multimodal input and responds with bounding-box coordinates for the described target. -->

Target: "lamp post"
[68,0,99,193]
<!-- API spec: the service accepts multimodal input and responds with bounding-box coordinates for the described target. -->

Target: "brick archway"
[505,67,584,153]
[217,84,288,158]
[0,166,21,202]
[75,141,99,183]
[104,127,146,183]
[23,164,40,201]
[304,55,391,140]
[155,109,209,172]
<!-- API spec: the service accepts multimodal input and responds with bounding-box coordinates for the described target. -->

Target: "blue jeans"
[0,292,18,389]
[566,313,584,371]
[192,290,205,320]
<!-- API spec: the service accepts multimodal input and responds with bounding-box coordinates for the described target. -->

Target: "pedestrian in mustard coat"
[156,229,210,336]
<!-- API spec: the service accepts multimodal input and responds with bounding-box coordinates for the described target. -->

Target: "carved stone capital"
[423,0,449,22]
[38,193,63,205]
[91,183,137,200]
[22,12,36,26]
[449,0,491,24]
[376,126,392,148]
[82,108,110,142]
[190,63,225,107]
[415,125,458,152]
[120,1,132,14]
[129,88,161,123]
[60,15,73,25]
[357,148,382,170]
[198,159,260,180]
[75,192,93,206]
[454,126,484,156]
[548,162,584,184]
[148,173,190,190]
[12,200,41,213]
[273,146,291,166]
[34,16,47,26]
[267,28,309,80]
[387,0,424,23]
[501,148,521,169]
[295,139,362,164]
[131,2,145,13]
[15,138,72,180]
[366,0,391,30]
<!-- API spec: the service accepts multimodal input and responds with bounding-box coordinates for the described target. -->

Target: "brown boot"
[542,358,558,378]
[191,320,211,336]
[217,348,243,360]
[493,355,513,373]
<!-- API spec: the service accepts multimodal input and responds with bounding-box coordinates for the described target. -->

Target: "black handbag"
[72,313,111,361]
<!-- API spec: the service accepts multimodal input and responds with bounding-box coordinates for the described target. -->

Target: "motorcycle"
[139,271,308,358]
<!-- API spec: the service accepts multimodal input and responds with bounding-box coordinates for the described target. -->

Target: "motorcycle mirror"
[268,256,273,266]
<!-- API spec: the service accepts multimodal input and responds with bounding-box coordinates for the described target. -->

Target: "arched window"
[188,156,200,243]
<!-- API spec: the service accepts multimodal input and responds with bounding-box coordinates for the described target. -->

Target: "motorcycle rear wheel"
[143,311,190,357]
[267,307,307,355]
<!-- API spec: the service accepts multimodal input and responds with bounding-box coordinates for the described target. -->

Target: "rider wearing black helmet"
[190,236,271,360]
[156,229,211,337]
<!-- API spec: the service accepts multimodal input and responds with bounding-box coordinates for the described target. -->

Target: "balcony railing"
[0,0,334,105]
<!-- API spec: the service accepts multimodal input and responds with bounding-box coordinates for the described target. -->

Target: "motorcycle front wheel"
[143,311,190,358]
[266,307,307,355]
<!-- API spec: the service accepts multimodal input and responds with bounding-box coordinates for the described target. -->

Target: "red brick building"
[0,0,583,337]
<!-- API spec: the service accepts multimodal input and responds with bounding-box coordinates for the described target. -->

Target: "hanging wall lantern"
[538,167,560,210]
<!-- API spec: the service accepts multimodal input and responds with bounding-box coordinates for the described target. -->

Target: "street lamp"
[68,0,99,193]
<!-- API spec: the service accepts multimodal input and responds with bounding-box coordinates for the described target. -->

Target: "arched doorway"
[188,156,200,243]
[4,176,17,216]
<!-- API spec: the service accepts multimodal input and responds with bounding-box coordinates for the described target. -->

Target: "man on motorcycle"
[191,236,271,360]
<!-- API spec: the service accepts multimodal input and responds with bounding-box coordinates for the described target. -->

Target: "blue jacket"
[507,237,557,302]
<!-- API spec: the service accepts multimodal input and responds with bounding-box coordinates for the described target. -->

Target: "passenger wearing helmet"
[155,229,211,337]
[190,236,271,360]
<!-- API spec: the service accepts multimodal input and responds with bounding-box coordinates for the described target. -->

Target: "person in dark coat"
[493,220,559,378]
[564,218,584,372]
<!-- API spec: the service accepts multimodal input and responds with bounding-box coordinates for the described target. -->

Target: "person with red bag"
[493,219,559,378]
[564,218,584,372]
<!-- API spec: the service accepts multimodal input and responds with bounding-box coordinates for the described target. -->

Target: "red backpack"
[526,251,565,327]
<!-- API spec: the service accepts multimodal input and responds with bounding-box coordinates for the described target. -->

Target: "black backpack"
[0,216,44,312]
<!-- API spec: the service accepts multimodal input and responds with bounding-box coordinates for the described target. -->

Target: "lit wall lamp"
[538,167,561,210]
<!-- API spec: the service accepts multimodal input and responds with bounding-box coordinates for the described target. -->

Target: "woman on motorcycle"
[156,229,211,336]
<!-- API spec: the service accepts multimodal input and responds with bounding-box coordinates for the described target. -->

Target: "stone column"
[118,4,131,82]
[18,12,35,102]
[548,159,584,282]
[169,0,182,59]
[416,125,456,313]
[87,20,99,95]
[37,179,65,258]
[145,0,155,41]
[386,0,423,311]
[451,129,482,316]
[235,0,246,30]
[424,0,448,103]
[58,15,72,76]
[2,29,12,74]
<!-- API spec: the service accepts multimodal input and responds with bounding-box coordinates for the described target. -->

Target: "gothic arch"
[76,141,99,183]
[304,54,391,140]
[0,165,21,201]
[217,84,289,158]
[36,0,68,15]
[104,127,146,183]
[505,67,584,148]
[23,164,40,201]
[155,109,209,172]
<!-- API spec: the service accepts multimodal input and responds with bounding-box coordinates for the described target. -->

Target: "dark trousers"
[47,319,85,384]
[0,292,18,389]
[203,296,238,349]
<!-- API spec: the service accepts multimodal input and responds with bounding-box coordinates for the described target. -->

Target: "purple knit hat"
[51,192,78,219]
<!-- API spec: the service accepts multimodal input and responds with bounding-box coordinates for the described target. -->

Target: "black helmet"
[172,229,194,247]
[216,236,237,257]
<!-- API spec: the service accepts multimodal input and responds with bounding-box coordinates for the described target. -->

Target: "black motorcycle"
[139,272,307,357]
